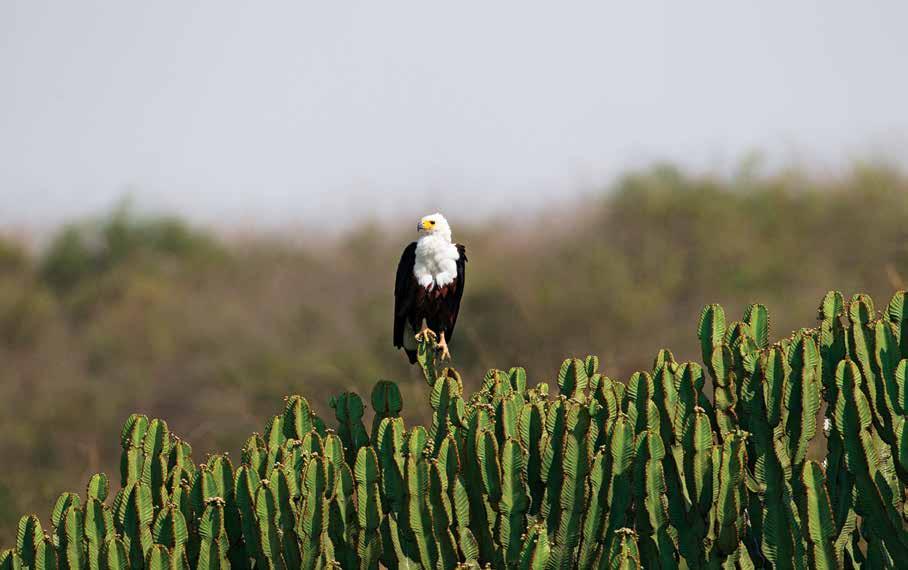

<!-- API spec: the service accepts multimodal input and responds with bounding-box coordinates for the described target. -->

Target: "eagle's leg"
[437,331,451,361]
[414,321,436,343]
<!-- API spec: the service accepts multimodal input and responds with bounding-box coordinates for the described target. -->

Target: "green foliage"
[7,290,908,568]
[39,203,223,295]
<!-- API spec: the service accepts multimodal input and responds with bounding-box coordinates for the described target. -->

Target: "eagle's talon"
[414,328,437,344]
[437,333,452,361]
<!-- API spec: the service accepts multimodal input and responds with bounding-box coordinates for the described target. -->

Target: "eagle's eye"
[429,220,436,225]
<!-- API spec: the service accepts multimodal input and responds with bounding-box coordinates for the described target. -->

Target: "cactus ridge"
[8,290,908,568]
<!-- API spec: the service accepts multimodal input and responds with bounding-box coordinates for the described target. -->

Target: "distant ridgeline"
[5,290,908,569]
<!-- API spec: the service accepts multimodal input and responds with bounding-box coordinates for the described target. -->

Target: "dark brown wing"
[444,244,467,341]
[393,242,417,348]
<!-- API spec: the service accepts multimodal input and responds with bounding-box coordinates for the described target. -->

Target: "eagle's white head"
[417,212,452,242]
[414,212,459,289]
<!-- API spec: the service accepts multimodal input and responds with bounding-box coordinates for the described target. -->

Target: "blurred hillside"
[2,163,908,541]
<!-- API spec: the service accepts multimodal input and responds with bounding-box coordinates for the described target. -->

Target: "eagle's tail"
[404,348,418,364]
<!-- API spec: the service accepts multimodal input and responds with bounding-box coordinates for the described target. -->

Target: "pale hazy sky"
[2,2,907,231]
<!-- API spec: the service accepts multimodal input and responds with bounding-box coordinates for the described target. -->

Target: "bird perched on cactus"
[393,213,467,362]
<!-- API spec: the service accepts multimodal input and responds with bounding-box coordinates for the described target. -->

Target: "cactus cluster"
[4,290,908,568]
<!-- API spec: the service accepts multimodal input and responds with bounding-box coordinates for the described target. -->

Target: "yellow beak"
[420,220,432,230]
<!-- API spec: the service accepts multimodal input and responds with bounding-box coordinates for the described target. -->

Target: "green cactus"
[11,290,908,568]
[16,515,54,570]
[298,457,330,569]
[331,392,369,466]
[328,462,358,569]
[427,460,460,570]
[84,497,111,570]
[103,537,128,570]
[557,358,589,402]
[233,464,261,565]
[518,522,550,570]
[354,447,383,569]
[833,359,908,561]
[799,460,838,568]
[59,504,85,570]
[452,475,480,563]
[546,404,590,569]
[602,414,636,553]
[634,431,678,569]
[252,479,281,569]
[518,401,546,515]
[196,499,230,569]
[371,380,403,435]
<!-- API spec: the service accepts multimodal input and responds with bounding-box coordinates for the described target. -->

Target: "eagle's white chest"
[413,236,459,289]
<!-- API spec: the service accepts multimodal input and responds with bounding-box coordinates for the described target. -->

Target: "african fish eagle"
[393,213,466,363]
